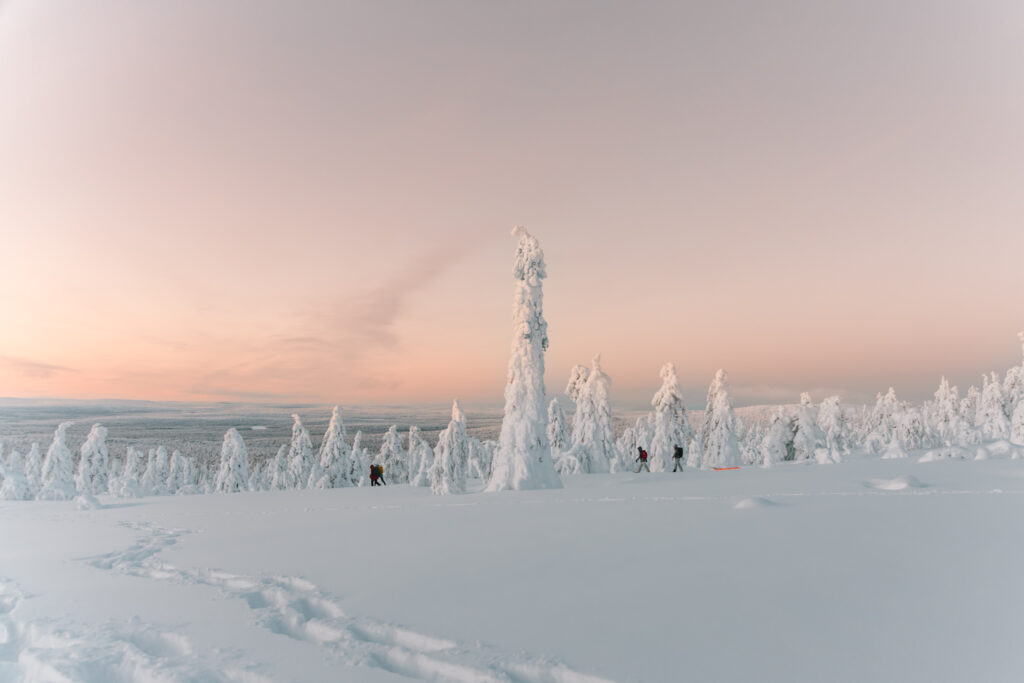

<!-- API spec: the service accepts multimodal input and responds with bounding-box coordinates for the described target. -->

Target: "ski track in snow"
[74,521,614,683]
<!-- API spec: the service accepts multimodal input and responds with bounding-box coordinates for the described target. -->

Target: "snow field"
[2,457,1024,682]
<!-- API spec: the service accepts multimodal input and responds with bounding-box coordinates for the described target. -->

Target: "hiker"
[672,445,684,472]
[370,464,387,486]
[635,446,650,473]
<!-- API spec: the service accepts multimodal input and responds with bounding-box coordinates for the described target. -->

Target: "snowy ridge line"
[82,523,616,683]
[0,576,270,683]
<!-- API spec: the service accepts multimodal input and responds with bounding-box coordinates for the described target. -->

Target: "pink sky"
[1,1,1022,409]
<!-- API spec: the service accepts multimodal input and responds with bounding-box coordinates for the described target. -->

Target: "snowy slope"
[2,458,1023,682]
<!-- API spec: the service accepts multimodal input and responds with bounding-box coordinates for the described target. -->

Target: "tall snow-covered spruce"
[486,227,562,492]
[649,363,694,472]
[215,428,250,493]
[701,369,742,468]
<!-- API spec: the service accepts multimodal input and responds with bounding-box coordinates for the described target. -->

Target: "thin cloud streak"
[0,355,76,379]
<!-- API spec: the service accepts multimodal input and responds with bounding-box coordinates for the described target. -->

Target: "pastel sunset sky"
[1,1,1022,409]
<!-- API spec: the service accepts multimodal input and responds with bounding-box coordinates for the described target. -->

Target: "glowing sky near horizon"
[1,1,1022,409]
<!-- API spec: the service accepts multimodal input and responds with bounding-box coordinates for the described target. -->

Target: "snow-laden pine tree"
[153,447,170,495]
[648,363,694,472]
[760,408,795,467]
[177,456,199,495]
[24,443,42,499]
[113,446,143,498]
[567,355,615,473]
[350,431,370,486]
[1001,332,1024,419]
[1011,401,1024,445]
[792,394,825,461]
[286,414,314,490]
[215,428,249,493]
[0,450,29,500]
[612,426,636,474]
[431,400,470,495]
[408,426,435,487]
[895,407,927,450]
[931,377,962,446]
[38,421,77,501]
[312,406,353,488]
[268,445,289,490]
[864,388,902,453]
[547,398,570,455]
[467,437,493,481]
[486,227,562,491]
[701,369,742,469]
[75,424,110,496]
[377,425,409,484]
[166,450,189,494]
[960,385,980,425]
[248,460,266,492]
[975,372,1010,440]
[816,396,848,462]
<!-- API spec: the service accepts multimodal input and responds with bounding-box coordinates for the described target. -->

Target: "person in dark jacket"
[672,445,684,472]
[370,464,387,486]
[635,446,650,473]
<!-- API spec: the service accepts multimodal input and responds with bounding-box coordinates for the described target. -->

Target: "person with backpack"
[370,464,387,486]
[635,446,650,473]
[672,445,684,472]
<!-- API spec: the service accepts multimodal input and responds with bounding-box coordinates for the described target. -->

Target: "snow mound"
[865,475,927,491]
[733,497,779,510]
[976,440,1022,460]
[74,493,103,510]
[918,447,972,463]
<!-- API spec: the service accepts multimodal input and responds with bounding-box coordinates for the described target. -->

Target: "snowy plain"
[2,456,1023,683]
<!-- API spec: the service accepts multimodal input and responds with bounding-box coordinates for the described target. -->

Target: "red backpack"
[640,449,648,461]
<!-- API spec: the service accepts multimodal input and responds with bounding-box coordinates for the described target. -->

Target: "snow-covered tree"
[648,363,694,472]
[142,447,170,496]
[286,414,314,490]
[0,450,30,500]
[177,456,199,495]
[760,408,795,467]
[895,407,926,450]
[38,421,77,501]
[816,396,848,461]
[1011,401,1024,445]
[24,443,42,499]
[268,445,289,490]
[377,425,409,484]
[487,227,562,491]
[467,438,494,481]
[112,445,143,498]
[408,426,435,487]
[975,372,1010,440]
[930,377,962,446]
[312,406,353,489]
[701,369,742,469]
[567,355,615,473]
[74,424,110,496]
[350,431,371,486]
[248,460,266,492]
[215,428,249,493]
[612,426,636,474]
[167,450,189,494]
[960,385,981,425]
[547,398,570,454]
[1002,332,1024,418]
[864,388,902,453]
[431,400,470,495]
[792,394,825,461]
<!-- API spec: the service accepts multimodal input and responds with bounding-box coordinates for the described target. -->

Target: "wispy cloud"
[0,355,76,379]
